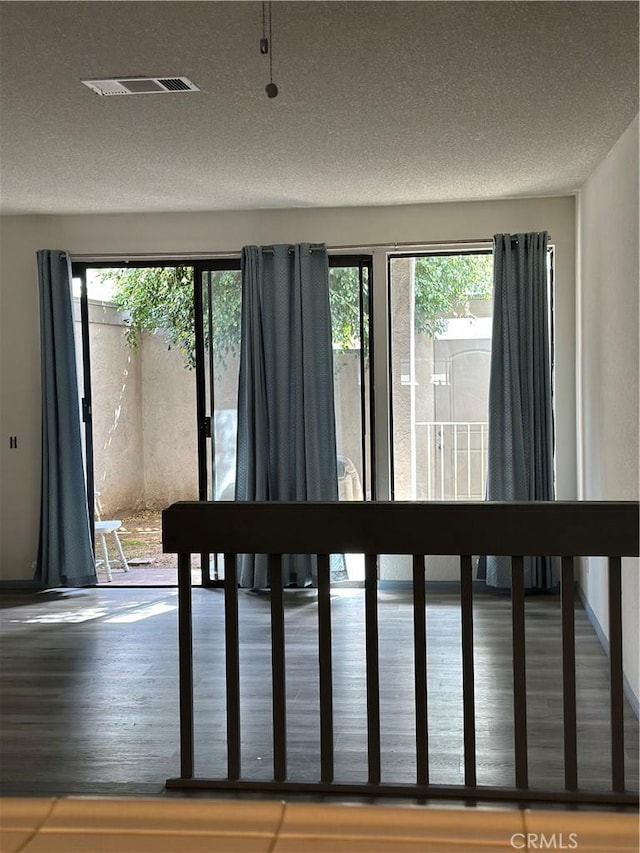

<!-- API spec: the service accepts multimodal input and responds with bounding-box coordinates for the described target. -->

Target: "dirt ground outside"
[95,510,204,585]
[114,510,172,567]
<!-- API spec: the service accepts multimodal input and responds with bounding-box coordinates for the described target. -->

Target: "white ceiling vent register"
[81,77,200,96]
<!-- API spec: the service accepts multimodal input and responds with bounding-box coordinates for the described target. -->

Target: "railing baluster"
[561,556,578,791]
[177,552,194,779]
[412,554,429,785]
[224,553,241,780]
[460,554,476,787]
[317,554,334,783]
[269,554,287,782]
[365,553,381,784]
[511,556,528,788]
[608,556,625,793]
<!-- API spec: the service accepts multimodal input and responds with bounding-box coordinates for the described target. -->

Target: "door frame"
[73,263,95,544]
[193,259,242,587]
[73,258,219,587]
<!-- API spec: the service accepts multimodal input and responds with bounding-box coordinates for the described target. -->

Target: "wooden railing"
[162,501,639,805]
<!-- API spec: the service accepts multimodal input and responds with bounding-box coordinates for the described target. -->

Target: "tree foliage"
[103,254,492,370]
[328,266,366,352]
[106,266,240,370]
[413,254,493,337]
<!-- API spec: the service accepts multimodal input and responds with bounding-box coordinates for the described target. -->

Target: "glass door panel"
[196,263,242,584]
[74,264,200,586]
[328,257,374,583]
[198,260,375,509]
[195,257,373,587]
[386,252,493,581]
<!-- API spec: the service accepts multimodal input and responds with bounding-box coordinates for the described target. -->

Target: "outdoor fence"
[412,421,487,500]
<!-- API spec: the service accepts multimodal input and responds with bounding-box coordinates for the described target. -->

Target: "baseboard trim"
[577,585,640,719]
[0,580,45,590]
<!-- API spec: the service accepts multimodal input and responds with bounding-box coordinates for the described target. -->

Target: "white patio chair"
[94,493,130,583]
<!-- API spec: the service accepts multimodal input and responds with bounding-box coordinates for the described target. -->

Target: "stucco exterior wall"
[77,304,367,516]
[74,303,198,517]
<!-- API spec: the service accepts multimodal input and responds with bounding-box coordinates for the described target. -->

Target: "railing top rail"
[162,501,639,558]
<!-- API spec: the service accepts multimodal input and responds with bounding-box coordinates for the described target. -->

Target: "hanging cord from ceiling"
[260,1,278,98]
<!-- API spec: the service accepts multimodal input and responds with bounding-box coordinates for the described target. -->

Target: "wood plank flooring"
[0,587,637,799]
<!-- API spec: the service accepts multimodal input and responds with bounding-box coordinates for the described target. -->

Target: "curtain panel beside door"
[34,250,96,588]
[483,232,555,590]
[235,244,339,589]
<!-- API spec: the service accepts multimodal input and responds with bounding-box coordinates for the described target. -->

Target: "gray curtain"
[34,250,96,588]
[483,233,555,590]
[235,244,338,588]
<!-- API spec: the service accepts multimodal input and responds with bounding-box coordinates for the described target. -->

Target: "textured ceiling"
[0,1,637,214]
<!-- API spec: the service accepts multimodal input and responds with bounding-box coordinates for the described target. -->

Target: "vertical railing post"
[365,553,381,784]
[460,554,476,787]
[608,556,625,792]
[412,554,429,785]
[317,553,334,783]
[224,553,241,780]
[269,554,287,782]
[177,552,194,779]
[561,556,578,791]
[511,556,528,788]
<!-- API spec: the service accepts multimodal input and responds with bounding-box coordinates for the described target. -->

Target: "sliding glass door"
[193,256,374,586]
[74,253,374,587]
[72,245,555,588]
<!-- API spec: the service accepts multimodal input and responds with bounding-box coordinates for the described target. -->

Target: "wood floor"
[0,587,637,799]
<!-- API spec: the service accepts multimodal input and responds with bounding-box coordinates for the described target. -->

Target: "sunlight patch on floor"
[104,601,176,623]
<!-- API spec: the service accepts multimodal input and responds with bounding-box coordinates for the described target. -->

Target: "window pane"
[389,253,493,501]
[203,269,242,502]
[203,264,370,505]
[329,263,371,583]
[329,265,370,503]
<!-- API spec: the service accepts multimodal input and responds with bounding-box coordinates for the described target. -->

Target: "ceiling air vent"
[81,76,200,96]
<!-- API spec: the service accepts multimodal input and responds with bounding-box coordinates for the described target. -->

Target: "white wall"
[0,197,576,580]
[0,216,42,579]
[576,115,639,704]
